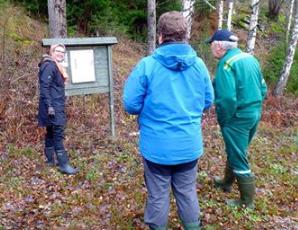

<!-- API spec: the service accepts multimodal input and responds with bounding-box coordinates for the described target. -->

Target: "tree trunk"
[268,0,285,20]
[227,0,234,31]
[247,0,260,54]
[47,0,67,38]
[147,0,156,55]
[182,0,195,39]
[273,4,298,96]
[286,0,295,43]
[218,0,224,29]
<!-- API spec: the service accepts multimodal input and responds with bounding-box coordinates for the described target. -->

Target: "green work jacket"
[213,48,267,126]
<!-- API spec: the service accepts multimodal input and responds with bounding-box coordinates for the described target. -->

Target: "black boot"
[44,147,55,166]
[56,150,78,175]
[226,175,255,209]
[214,163,235,192]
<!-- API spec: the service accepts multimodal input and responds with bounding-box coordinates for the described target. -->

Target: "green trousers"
[221,112,260,176]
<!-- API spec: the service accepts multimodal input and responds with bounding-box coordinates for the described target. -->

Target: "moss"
[263,41,298,95]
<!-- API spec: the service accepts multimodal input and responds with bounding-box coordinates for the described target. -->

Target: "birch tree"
[227,0,234,31]
[273,3,298,96]
[182,0,195,39]
[218,0,224,29]
[47,0,67,38]
[286,0,295,43]
[147,0,156,55]
[203,0,216,10]
[247,0,260,54]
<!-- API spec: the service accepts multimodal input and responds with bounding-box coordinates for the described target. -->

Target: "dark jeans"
[45,125,65,151]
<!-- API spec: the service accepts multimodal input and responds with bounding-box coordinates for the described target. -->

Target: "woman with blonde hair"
[38,44,78,175]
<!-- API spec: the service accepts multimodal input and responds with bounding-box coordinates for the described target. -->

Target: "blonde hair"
[50,44,65,55]
[49,44,68,81]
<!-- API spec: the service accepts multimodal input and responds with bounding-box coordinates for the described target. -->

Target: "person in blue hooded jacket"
[123,11,214,230]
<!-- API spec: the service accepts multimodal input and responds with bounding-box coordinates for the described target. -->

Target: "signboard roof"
[42,37,118,46]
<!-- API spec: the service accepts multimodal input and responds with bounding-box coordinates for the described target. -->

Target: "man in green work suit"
[207,29,267,209]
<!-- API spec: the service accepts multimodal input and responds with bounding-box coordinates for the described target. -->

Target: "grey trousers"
[143,158,200,229]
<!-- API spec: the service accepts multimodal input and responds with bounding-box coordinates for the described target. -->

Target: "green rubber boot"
[226,175,255,209]
[214,163,235,193]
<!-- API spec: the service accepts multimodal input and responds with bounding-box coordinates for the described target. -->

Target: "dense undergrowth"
[0,2,298,230]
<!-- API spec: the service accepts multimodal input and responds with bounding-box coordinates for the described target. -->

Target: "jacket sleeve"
[215,65,237,126]
[203,69,214,110]
[123,61,147,115]
[39,62,54,108]
[196,58,214,110]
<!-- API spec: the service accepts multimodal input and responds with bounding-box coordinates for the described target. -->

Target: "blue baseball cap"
[206,29,238,44]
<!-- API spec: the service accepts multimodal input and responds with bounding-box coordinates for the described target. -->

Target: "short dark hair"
[157,11,187,42]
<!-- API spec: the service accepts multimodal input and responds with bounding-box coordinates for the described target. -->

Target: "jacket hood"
[152,43,197,71]
[38,54,54,67]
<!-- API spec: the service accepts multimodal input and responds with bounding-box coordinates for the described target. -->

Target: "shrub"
[263,41,298,95]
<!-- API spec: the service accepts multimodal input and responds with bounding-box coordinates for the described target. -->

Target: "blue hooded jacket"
[123,43,214,165]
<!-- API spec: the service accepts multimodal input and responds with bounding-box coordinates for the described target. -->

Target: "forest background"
[0,0,297,229]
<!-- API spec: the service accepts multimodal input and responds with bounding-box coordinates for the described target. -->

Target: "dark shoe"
[226,175,255,209]
[56,150,78,175]
[45,147,55,166]
[214,163,235,193]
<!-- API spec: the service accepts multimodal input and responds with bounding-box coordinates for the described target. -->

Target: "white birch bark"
[273,4,298,96]
[182,0,195,39]
[286,0,295,43]
[218,0,224,29]
[227,0,234,31]
[47,0,67,38]
[203,0,216,10]
[247,0,260,54]
[147,0,156,55]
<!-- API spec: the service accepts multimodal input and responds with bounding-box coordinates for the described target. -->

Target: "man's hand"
[48,106,55,117]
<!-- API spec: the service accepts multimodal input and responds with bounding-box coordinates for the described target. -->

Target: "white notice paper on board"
[70,49,96,83]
